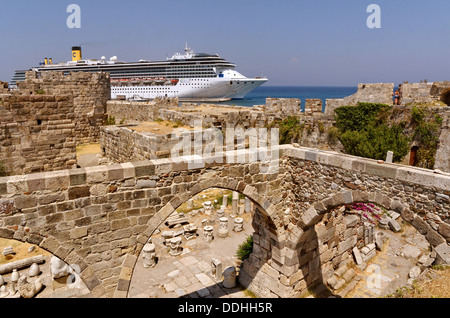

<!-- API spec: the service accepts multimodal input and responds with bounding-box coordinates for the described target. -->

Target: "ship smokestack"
[72,46,82,62]
[44,58,48,65]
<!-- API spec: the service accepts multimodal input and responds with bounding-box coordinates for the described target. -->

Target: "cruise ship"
[10,45,268,101]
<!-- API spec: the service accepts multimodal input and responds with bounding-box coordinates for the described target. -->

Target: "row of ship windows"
[111,73,216,77]
[113,86,211,89]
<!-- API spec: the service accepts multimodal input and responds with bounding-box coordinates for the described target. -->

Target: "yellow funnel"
[72,46,82,62]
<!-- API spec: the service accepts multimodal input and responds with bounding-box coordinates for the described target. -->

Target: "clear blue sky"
[0,0,449,86]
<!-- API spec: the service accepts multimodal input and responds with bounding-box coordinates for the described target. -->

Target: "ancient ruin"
[0,71,449,298]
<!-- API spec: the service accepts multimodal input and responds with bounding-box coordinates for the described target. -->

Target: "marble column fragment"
[204,226,214,243]
[218,217,229,238]
[222,266,237,288]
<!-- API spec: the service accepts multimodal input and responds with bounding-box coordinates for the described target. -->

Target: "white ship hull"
[111,77,267,101]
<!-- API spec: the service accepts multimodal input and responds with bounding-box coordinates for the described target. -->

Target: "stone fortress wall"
[103,82,450,172]
[0,71,449,298]
[0,71,110,175]
[15,71,111,144]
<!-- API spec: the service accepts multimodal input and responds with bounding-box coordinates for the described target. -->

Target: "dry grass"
[176,188,232,214]
[0,238,51,266]
[128,121,192,134]
[388,266,450,298]
[76,143,101,156]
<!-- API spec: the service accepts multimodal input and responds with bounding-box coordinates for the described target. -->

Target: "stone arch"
[0,229,105,297]
[280,189,447,297]
[289,189,446,250]
[113,177,283,298]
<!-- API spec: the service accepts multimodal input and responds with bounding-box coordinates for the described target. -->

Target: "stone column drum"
[218,217,229,238]
[203,201,213,216]
[222,195,229,208]
[203,226,214,243]
[222,266,237,289]
[233,218,244,232]
[217,209,225,218]
[168,237,183,256]
[231,192,239,217]
[244,197,252,213]
[142,243,157,268]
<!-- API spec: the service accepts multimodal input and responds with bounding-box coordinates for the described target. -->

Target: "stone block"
[402,244,421,260]
[14,195,37,210]
[69,169,87,186]
[388,219,402,232]
[343,268,356,283]
[301,206,321,227]
[136,179,157,189]
[85,166,108,184]
[344,215,359,228]
[27,174,46,192]
[45,170,70,190]
[434,243,450,265]
[352,247,363,265]
[68,186,91,200]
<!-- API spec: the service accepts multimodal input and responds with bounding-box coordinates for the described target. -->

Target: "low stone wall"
[100,126,182,162]
[106,98,179,123]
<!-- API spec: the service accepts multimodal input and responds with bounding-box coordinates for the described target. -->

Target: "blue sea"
[219,86,358,111]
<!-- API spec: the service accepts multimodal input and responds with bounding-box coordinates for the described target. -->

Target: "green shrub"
[334,103,392,132]
[236,235,253,261]
[327,127,340,145]
[339,124,410,162]
[334,103,410,162]
[317,121,325,134]
[106,116,116,126]
[276,116,304,144]
[411,106,443,169]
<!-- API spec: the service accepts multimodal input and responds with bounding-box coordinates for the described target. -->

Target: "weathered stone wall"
[241,146,450,298]
[16,71,110,144]
[435,108,450,172]
[0,81,8,94]
[262,98,301,115]
[402,81,450,106]
[0,94,77,175]
[0,71,111,175]
[159,105,274,130]
[100,125,186,162]
[106,98,179,123]
[0,145,448,298]
[325,83,395,116]
[304,99,323,115]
